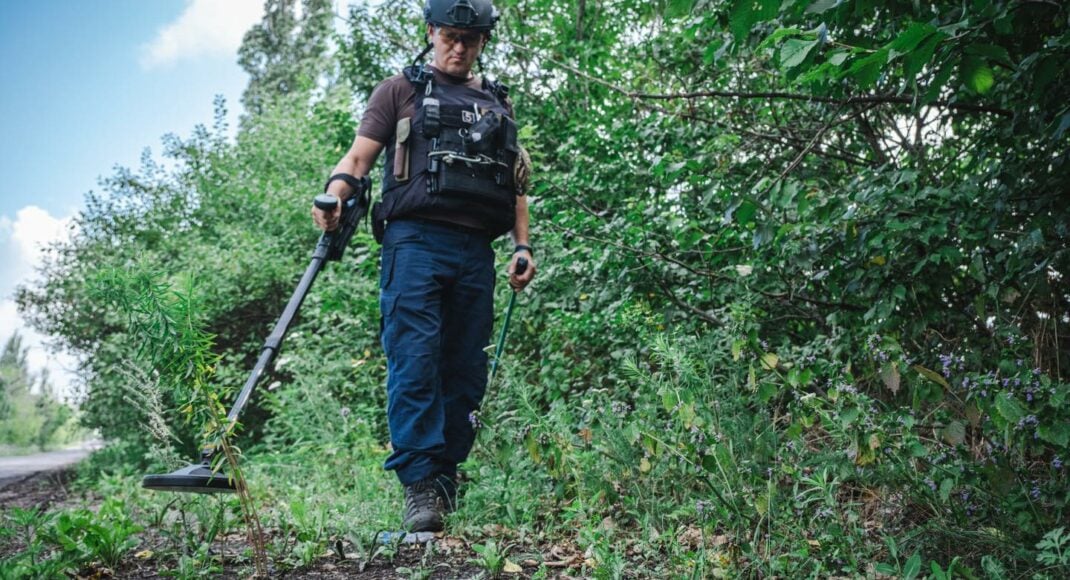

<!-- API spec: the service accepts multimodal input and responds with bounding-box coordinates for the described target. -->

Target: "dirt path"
[0,444,99,490]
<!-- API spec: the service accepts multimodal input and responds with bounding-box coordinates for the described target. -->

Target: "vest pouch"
[433,162,513,208]
[393,118,411,182]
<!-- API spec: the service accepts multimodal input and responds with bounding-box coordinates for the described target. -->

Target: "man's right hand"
[311,198,341,231]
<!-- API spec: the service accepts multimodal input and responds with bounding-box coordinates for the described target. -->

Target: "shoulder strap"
[482,77,510,106]
[403,64,435,96]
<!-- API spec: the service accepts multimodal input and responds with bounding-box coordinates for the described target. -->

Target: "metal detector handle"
[313,194,339,211]
[314,181,370,262]
[515,256,529,276]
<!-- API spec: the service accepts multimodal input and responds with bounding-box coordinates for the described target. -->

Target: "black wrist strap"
[514,244,533,256]
[325,173,363,194]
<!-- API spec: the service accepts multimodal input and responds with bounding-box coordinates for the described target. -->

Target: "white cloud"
[1,206,80,403]
[140,0,265,69]
[10,205,74,263]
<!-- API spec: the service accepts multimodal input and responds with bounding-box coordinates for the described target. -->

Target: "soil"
[0,468,578,579]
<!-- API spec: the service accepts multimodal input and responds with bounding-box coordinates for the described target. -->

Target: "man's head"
[423,0,498,77]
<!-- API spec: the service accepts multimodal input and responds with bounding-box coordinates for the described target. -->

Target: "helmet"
[424,0,499,32]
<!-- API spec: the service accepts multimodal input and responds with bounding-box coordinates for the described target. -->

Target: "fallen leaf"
[135,550,154,560]
[880,362,900,395]
[677,525,703,549]
[503,559,523,574]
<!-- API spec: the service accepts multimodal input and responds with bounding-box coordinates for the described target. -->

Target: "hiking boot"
[403,479,444,532]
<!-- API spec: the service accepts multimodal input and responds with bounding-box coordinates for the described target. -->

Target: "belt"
[393,217,488,235]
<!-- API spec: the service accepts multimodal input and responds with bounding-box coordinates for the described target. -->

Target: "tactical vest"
[378,65,519,237]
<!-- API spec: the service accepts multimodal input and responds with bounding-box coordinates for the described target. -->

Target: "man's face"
[430,25,486,77]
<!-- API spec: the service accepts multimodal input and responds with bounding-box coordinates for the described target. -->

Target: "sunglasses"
[437,28,484,49]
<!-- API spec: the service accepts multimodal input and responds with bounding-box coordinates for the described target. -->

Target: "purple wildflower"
[468,410,483,430]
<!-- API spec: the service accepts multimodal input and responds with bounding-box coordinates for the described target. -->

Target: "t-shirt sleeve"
[357,77,403,144]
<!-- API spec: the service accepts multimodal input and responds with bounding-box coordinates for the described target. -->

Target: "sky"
[0,0,265,402]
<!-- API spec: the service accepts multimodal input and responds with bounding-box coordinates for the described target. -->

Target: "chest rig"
[378,64,519,237]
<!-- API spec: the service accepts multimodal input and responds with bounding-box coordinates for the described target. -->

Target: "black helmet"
[424,0,499,32]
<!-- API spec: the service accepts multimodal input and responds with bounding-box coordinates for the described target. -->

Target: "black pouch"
[462,111,501,156]
[371,201,385,244]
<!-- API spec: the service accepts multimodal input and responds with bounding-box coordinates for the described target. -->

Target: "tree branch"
[506,41,1013,118]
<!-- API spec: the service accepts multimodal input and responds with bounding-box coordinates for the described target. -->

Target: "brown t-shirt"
[358,66,514,230]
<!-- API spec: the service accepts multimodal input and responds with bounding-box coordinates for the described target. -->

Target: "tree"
[238,0,336,115]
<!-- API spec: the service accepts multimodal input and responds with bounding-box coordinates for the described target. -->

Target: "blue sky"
[0,1,264,401]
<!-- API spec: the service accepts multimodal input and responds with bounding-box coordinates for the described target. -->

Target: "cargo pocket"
[379,291,398,355]
[393,117,412,182]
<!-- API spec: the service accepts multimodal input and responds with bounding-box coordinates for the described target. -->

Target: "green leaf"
[665,0,694,18]
[840,407,859,427]
[758,382,778,403]
[961,56,995,94]
[903,31,945,79]
[912,364,949,390]
[846,49,890,88]
[1037,423,1070,448]
[875,563,898,575]
[828,51,849,66]
[805,0,842,14]
[939,477,954,501]
[758,27,804,51]
[730,0,780,42]
[942,421,966,446]
[994,393,1027,423]
[780,38,819,70]
[903,553,922,580]
[889,22,938,54]
[736,200,758,225]
[965,43,1013,67]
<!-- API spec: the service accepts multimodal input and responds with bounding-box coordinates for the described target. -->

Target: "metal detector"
[142,182,370,493]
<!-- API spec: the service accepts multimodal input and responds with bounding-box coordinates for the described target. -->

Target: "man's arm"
[508,194,536,290]
[312,136,385,231]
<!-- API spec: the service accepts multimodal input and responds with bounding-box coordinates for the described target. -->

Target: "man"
[311,0,535,532]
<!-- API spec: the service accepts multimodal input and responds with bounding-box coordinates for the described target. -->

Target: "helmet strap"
[411,40,434,71]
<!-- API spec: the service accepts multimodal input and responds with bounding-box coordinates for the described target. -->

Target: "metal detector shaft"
[144,184,370,492]
[490,257,528,381]
[225,187,369,425]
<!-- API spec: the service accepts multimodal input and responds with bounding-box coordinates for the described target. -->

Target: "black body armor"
[377,65,519,238]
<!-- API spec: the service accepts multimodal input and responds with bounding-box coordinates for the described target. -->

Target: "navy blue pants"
[379,219,496,485]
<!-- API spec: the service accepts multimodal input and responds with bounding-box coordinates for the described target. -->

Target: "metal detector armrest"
[314,176,371,262]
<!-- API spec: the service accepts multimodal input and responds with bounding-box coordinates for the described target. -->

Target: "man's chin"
[441,62,472,77]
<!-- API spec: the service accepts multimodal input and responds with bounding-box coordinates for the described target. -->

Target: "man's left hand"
[508,251,536,291]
